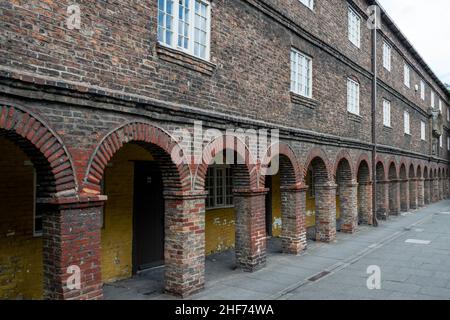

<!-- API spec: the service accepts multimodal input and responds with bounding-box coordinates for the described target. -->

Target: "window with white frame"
[347,78,360,115]
[420,80,425,100]
[348,7,361,48]
[440,135,443,148]
[290,49,312,98]
[383,41,391,71]
[206,166,233,209]
[299,0,314,9]
[403,64,410,88]
[383,99,391,127]
[157,0,211,60]
[448,136,450,150]
[448,106,450,122]
[431,91,435,108]
[421,121,426,141]
[439,99,442,113]
[404,111,410,135]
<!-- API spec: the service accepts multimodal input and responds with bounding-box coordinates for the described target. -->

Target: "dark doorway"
[265,175,273,236]
[132,161,164,273]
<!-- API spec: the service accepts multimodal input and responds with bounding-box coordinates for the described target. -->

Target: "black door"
[265,175,273,237]
[133,161,164,273]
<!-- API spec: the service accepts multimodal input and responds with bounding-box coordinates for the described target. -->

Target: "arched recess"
[388,161,400,215]
[260,142,305,254]
[0,104,77,300]
[334,152,357,233]
[357,155,372,225]
[304,148,336,242]
[399,163,409,212]
[409,163,418,209]
[83,122,201,298]
[375,160,388,219]
[197,134,266,272]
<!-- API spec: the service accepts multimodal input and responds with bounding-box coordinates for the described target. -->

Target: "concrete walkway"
[103,200,450,300]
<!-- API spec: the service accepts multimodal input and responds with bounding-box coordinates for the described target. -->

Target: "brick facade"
[1,0,449,299]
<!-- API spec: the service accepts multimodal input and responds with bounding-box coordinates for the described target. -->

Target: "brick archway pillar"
[376,180,389,220]
[280,185,307,255]
[339,181,358,234]
[315,183,337,242]
[42,196,105,300]
[424,179,431,204]
[400,179,410,212]
[358,181,373,225]
[234,188,268,272]
[432,178,439,202]
[416,178,424,207]
[389,179,401,215]
[409,178,417,209]
[164,190,207,298]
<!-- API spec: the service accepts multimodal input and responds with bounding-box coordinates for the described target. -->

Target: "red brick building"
[0,0,449,299]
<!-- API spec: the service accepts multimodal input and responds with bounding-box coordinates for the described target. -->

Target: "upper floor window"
[448,106,450,122]
[440,135,443,148]
[421,121,426,141]
[439,99,442,113]
[404,111,410,135]
[348,7,361,48]
[431,91,435,108]
[347,78,360,115]
[420,80,425,100]
[403,64,410,88]
[291,49,312,98]
[383,99,391,127]
[299,0,314,10]
[157,0,211,60]
[448,136,450,150]
[206,165,233,209]
[383,41,391,71]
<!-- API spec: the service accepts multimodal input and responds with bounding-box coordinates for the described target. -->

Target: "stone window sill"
[290,92,319,109]
[348,112,362,123]
[156,43,216,76]
[383,125,393,131]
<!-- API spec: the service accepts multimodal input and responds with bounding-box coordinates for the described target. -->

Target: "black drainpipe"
[371,8,379,227]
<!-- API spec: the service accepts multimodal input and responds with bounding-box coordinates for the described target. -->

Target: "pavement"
[103,200,450,300]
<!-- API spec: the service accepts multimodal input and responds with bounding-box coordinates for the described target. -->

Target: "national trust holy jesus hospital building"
[0,0,449,299]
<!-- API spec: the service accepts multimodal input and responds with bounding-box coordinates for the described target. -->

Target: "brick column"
[358,181,373,225]
[400,179,409,212]
[376,180,389,220]
[409,178,418,209]
[315,183,337,242]
[280,186,307,255]
[234,188,268,272]
[439,178,444,200]
[389,179,400,215]
[417,178,425,207]
[339,181,358,233]
[424,179,431,204]
[432,178,439,202]
[164,191,207,297]
[446,179,450,199]
[42,196,105,300]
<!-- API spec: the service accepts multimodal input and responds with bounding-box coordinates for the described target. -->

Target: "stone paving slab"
[103,200,450,300]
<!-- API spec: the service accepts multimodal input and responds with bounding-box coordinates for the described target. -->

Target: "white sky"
[377,0,450,85]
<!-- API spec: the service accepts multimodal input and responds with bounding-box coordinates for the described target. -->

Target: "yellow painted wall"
[205,207,235,254]
[101,143,154,283]
[0,136,42,300]
[270,173,282,237]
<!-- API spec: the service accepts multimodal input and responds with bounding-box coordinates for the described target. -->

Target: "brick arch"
[0,104,77,197]
[334,150,355,181]
[423,165,429,178]
[375,155,387,179]
[417,164,422,179]
[194,134,259,191]
[408,163,416,178]
[356,153,372,178]
[387,158,399,179]
[83,121,192,194]
[303,147,333,182]
[399,163,408,179]
[259,142,303,188]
